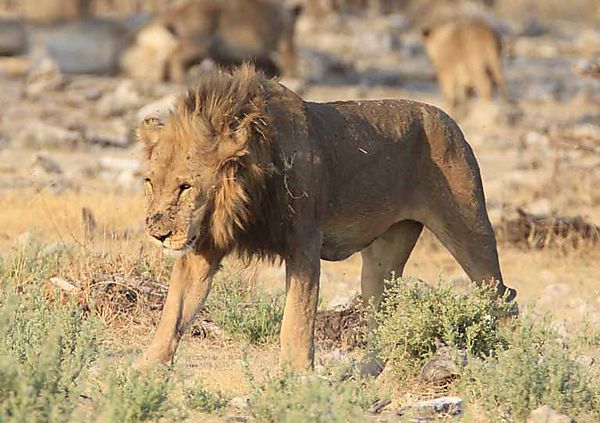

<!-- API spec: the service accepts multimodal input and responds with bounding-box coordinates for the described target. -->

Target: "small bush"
[0,288,103,422]
[373,277,516,377]
[461,318,600,422]
[207,272,284,344]
[246,358,382,423]
[183,380,229,414]
[247,369,380,423]
[96,365,173,423]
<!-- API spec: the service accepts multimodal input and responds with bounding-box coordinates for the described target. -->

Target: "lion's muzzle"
[147,212,174,244]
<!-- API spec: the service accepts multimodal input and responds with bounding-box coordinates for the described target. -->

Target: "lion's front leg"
[280,237,321,371]
[136,250,222,369]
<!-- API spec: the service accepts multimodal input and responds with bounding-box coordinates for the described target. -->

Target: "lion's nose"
[152,230,172,243]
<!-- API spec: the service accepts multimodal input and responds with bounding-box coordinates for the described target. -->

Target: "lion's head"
[137,65,275,253]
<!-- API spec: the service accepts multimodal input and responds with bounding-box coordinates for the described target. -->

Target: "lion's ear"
[215,109,264,163]
[136,117,164,158]
[216,125,250,162]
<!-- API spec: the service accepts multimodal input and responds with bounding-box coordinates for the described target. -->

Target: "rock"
[25,57,66,97]
[31,152,63,174]
[527,405,574,423]
[50,277,79,293]
[368,398,391,414]
[519,18,549,37]
[326,293,360,312]
[96,80,144,117]
[84,120,131,148]
[27,19,126,74]
[14,122,81,150]
[120,23,179,82]
[419,345,467,383]
[0,18,27,56]
[398,396,464,420]
[228,396,250,409]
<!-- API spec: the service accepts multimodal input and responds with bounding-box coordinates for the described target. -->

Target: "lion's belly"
[320,211,401,261]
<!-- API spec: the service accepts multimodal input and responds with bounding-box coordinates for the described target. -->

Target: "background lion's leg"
[280,237,321,371]
[360,219,423,328]
[137,251,222,369]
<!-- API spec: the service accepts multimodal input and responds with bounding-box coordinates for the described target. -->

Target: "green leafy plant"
[373,277,515,377]
[183,380,229,414]
[207,272,284,344]
[460,317,600,422]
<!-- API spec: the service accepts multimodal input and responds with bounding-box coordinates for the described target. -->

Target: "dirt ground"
[0,3,599,418]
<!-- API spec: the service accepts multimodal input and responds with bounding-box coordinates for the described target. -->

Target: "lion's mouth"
[161,234,198,252]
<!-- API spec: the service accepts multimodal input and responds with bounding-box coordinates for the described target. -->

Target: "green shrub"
[96,365,173,423]
[460,318,600,422]
[373,277,516,377]
[0,288,103,422]
[246,356,382,423]
[207,272,284,344]
[183,380,229,414]
[247,369,381,423]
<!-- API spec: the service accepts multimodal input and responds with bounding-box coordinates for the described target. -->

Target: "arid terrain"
[0,1,599,421]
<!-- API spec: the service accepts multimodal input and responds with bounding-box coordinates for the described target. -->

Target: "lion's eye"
[144,177,151,184]
[179,183,191,192]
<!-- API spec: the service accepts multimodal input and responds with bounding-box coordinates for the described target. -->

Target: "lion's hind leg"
[360,219,423,319]
[422,197,516,301]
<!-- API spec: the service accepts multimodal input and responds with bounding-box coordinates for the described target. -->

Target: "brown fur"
[125,0,302,83]
[136,65,516,371]
[422,17,508,112]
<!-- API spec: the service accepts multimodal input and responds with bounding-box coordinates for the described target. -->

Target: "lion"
[123,0,302,83]
[135,65,516,371]
[422,17,508,112]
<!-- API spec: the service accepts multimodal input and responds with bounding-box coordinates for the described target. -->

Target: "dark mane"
[173,65,291,261]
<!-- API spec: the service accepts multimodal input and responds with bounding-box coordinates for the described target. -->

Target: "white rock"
[400,396,464,419]
[25,56,66,97]
[96,80,144,116]
[527,405,573,423]
[15,122,80,149]
[0,18,27,56]
[228,396,250,409]
[84,120,131,148]
[27,20,124,74]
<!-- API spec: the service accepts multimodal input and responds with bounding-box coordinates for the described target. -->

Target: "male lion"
[422,17,508,112]
[136,65,516,371]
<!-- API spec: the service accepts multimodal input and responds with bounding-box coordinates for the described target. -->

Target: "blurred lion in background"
[422,17,508,112]
[122,0,302,83]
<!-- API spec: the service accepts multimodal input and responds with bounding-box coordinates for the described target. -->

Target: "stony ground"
[0,7,599,421]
